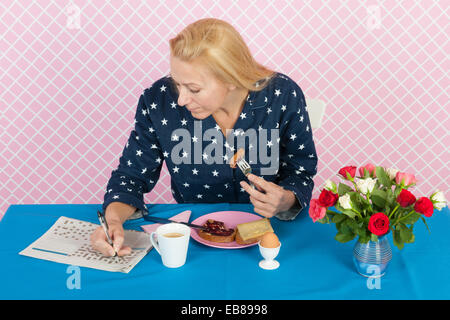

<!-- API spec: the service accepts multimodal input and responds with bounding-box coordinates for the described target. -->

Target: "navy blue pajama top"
[102,72,318,220]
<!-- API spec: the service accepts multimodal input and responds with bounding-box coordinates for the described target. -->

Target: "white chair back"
[306,98,326,129]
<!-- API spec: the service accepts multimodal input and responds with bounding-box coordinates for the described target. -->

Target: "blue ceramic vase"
[353,234,392,277]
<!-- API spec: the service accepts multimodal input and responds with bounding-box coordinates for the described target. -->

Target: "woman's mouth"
[187,106,201,113]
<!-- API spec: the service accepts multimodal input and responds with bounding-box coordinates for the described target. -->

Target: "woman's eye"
[190,89,200,94]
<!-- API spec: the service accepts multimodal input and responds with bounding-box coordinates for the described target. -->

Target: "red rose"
[396,189,416,207]
[414,197,434,217]
[368,212,390,236]
[339,166,357,179]
[318,189,339,207]
[309,199,327,223]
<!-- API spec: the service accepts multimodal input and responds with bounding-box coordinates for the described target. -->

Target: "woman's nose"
[177,87,191,106]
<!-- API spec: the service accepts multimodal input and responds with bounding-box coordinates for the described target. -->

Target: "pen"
[97,210,117,257]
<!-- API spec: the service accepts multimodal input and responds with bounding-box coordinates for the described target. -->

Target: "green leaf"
[332,214,347,224]
[357,232,371,244]
[393,228,405,250]
[398,223,413,243]
[405,233,415,244]
[420,216,431,234]
[401,212,421,224]
[335,232,356,243]
[371,189,387,209]
[338,183,353,196]
[350,192,368,208]
[376,166,392,188]
[335,203,357,219]
[386,188,395,206]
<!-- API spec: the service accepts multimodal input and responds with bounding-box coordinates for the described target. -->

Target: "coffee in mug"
[163,232,183,238]
[150,223,190,268]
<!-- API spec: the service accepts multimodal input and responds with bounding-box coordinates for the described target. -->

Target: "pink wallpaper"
[1,0,448,219]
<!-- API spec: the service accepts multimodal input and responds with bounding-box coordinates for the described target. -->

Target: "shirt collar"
[248,77,274,109]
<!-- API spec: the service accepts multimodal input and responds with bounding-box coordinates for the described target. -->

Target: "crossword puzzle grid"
[20,216,151,273]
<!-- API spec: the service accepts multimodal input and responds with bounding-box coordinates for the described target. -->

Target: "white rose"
[386,168,399,180]
[324,179,337,193]
[339,193,352,209]
[356,178,377,194]
[430,190,446,210]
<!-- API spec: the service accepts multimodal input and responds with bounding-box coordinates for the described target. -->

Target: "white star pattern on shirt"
[105,74,317,212]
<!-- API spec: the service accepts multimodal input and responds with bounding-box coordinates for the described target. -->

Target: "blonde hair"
[169,18,275,91]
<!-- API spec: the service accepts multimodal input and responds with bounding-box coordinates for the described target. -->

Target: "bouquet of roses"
[309,164,447,249]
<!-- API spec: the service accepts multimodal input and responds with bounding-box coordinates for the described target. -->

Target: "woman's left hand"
[240,174,297,218]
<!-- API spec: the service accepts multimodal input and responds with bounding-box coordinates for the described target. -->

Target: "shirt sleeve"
[275,81,318,221]
[102,90,164,213]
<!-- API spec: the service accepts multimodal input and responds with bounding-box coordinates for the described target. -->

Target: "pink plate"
[190,211,262,249]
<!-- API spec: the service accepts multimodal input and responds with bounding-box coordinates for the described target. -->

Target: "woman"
[90,18,317,256]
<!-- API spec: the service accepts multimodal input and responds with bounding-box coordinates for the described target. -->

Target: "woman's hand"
[90,219,132,257]
[240,174,297,218]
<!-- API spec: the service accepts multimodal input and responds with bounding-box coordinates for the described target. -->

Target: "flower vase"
[352,234,392,278]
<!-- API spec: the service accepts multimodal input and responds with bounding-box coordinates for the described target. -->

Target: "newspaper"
[19,216,152,273]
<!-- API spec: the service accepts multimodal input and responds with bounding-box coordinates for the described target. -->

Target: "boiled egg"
[260,232,280,248]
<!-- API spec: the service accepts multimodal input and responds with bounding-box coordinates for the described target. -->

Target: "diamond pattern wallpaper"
[1,0,448,219]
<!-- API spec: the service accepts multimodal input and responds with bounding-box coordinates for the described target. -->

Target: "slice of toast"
[235,218,274,245]
[197,219,236,243]
[198,228,237,243]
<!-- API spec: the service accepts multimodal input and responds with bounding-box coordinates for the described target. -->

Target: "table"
[0,203,449,300]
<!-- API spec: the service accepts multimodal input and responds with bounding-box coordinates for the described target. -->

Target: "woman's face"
[169,55,232,119]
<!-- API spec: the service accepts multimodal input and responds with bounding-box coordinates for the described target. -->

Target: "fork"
[236,157,264,192]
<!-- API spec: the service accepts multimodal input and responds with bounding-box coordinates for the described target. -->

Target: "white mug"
[150,223,191,268]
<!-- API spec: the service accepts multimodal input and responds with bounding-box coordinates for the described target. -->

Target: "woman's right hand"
[90,220,132,257]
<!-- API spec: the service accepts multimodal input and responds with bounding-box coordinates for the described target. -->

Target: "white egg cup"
[258,241,281,270]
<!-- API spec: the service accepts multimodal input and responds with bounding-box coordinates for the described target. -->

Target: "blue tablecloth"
[0,203,449,300]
